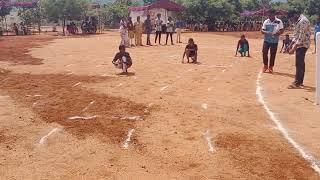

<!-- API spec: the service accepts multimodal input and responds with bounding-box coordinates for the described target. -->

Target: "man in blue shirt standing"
[261,9,284,73]
[314,16,320,53]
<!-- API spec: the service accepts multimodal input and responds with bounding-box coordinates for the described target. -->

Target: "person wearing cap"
[287,10,311,89]
[261,9,284,73]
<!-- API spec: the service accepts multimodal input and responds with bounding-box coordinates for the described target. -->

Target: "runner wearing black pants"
[261,9,284,73]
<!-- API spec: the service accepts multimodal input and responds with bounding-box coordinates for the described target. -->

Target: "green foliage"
[0,0,12,18]
[307,0,320,16]
[42,0,89,22]
[177,0,235,22]
[100,0,140,27]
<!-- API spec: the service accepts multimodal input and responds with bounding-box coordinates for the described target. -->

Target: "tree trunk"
[38,20,41,35]
[62,19,66,36]
[4,16,8,36]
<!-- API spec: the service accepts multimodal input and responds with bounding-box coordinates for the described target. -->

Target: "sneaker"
[262,66,268,73]
[269,66,274,73]
[288,83,302,89]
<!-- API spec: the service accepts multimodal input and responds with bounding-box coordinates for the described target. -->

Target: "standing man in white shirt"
[261,9,285,73]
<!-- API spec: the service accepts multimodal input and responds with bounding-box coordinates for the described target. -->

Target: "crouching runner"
[112,45,133,74]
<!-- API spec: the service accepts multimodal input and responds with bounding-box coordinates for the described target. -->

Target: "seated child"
[236,35,250,57]
[112,45,132,74]
[182,38,198,63]
[280,34,292,53]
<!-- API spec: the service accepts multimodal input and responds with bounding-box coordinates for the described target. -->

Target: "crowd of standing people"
[119,14,182,47]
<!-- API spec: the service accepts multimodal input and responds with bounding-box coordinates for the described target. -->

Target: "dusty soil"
[0,32,319,179]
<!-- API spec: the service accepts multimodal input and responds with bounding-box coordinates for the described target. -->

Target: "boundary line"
[256,71,320,174]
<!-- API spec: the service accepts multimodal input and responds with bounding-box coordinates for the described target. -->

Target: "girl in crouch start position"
[182,38,198,64]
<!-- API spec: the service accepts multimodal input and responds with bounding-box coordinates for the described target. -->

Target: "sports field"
[0,31,320,179]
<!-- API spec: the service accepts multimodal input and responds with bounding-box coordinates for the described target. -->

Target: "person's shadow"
[116,72,136,76]
[272,72,295,78]
[303,86,316,92]
[272,72,316,92]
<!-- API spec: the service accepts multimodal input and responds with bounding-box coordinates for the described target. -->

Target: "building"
[129,0,184,23]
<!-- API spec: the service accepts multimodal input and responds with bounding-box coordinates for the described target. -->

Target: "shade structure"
[241,8,288,17]
[129,0,184,12]
[0,0,38,8]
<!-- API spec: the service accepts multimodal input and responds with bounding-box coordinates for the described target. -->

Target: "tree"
[42,0,89,35]
[143,0,156,5]
[17,2,43,34]
[0,0,12,33]
[307,0,320,16]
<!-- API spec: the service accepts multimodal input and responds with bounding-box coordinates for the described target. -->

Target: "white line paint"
[82,101,95,112]
[202,130,215,152]
[34,95,42,97]
[123,129,135,149]
[65,64,73,67]
[68,115,97,120]
[32,102,38,107]
[256,71,320,174]
[67,72,73,75]
[121,116,143,121]
[73,82,81,87]
[39,128,62,144]
[160,86,169,92]
[208,87,213,92]
[0,95,10,98]
[116,83,123,87]
[202,103,208,110]
[1,77,9,82]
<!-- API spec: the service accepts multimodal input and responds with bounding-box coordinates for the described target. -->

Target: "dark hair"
[288,9,301,18]
[285,34,289,36]
[268,9,276,15]
[241,34,245,38]
[188,38,194,43]
[119,45,126,51]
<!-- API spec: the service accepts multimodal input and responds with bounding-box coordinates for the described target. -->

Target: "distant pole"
[316,32,320,105]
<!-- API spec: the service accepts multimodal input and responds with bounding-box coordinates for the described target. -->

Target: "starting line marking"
[202,130,215,153]
[202,103,208,110]
[39,128,62,145]
[160,86,169,92]
[68,115,97,120]
[123,129,135,149]
[256,71,320,174]
[73,82,81,87]
[82,101,95,112]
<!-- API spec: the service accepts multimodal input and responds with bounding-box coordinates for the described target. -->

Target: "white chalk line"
[202,130,215,153]
[0,95,10,99]
[116,83,123,87]
[68,115,98,120]
[82,101,95,112]
[123,129,135,149]
[73,82,81,87]
[256,71,320,174]
[160,86,169,92]
[201,103,208,110]
[39,128,62,145]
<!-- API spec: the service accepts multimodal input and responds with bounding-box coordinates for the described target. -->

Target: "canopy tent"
[241,8,288,17]
[0,0,38,8]
[129,0,184,12]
